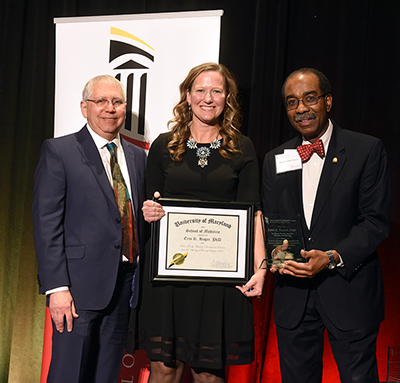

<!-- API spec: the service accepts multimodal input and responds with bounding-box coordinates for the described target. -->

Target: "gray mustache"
[293,113,317,122]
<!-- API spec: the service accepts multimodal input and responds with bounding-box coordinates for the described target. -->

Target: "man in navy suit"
[261,68,391,383]
[32,74,146,382]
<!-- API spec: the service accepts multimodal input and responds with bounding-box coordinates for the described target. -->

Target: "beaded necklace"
[186,136,221,168]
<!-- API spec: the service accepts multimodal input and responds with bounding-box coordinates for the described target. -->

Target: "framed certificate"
[150,198,254,284]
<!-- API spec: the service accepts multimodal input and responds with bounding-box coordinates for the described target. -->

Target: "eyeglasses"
[285,94,326,110]
[86,99,126,108]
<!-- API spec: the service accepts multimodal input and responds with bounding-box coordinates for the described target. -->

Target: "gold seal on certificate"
[150,198,255,284]
[260,214,305,268]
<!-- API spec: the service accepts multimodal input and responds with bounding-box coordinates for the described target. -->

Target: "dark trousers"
[47,263,134,383]
[276,289,380,383]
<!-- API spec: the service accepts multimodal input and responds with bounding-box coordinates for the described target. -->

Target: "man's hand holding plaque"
[269,239,289,273]
[277,248,340,278]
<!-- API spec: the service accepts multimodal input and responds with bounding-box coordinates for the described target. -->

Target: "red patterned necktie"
[106,142,138,263]
[297,139,325,162]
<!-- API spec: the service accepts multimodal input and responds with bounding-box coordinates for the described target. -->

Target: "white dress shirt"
[301,120,333,229]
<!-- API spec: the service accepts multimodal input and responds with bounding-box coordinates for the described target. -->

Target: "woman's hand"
[235,210,267,298]
[142,191,165,223]
[235,268,266,298]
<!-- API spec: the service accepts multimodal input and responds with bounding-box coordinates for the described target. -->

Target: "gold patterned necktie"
[106,142,138,262]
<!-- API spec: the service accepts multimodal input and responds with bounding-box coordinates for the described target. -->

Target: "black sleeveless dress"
[135,132,260,370]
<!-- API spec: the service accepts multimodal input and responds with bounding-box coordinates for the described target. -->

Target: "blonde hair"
[167,63,241,161]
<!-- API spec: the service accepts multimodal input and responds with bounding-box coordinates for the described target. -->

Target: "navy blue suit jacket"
[262,123,391,331]
[32,125,146,310]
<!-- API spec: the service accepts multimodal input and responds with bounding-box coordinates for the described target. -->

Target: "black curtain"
[1,0,399,381]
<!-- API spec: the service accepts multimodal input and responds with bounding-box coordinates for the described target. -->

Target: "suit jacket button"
[115,244,121,250]
[115,218,121,224]
[308,237,314,243]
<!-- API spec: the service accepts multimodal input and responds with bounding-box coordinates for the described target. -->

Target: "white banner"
[54,10,223,149]
[42,11,222,383]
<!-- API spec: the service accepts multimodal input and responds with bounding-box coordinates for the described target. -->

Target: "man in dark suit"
[32,74,147,382]
[261,68,391,383]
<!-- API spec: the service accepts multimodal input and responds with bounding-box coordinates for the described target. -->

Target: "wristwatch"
[326,250,337,269]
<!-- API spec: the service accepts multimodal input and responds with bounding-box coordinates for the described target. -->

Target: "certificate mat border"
[150,198,254,284]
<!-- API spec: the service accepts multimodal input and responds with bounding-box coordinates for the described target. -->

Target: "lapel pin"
[332,157,338,163]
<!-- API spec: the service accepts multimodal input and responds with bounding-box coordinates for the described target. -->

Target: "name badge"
[275,150,302,174]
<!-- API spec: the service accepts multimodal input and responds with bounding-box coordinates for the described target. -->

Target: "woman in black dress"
[139,62,266,383]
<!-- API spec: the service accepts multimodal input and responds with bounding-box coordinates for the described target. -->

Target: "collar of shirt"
[301,119,333,152]
[86,123,122,152]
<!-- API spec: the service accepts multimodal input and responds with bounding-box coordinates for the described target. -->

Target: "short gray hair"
[82,74,126,102]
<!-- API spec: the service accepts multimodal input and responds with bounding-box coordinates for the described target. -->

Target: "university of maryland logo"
[109,27,154,150]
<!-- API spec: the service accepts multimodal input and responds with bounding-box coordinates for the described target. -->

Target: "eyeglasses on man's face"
[285,94,326,110]
[86,99,126,109]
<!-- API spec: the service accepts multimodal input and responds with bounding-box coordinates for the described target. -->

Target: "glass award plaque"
[260,214,306,268]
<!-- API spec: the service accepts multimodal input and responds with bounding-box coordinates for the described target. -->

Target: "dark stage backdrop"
[1,0,398,382]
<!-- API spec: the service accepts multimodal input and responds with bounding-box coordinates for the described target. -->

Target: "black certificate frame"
[150,198,255,284]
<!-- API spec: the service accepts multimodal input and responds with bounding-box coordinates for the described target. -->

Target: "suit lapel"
[286,163,304,217]
[309,124,347,232]
[75,126,118,210]
[282,137,307,231]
